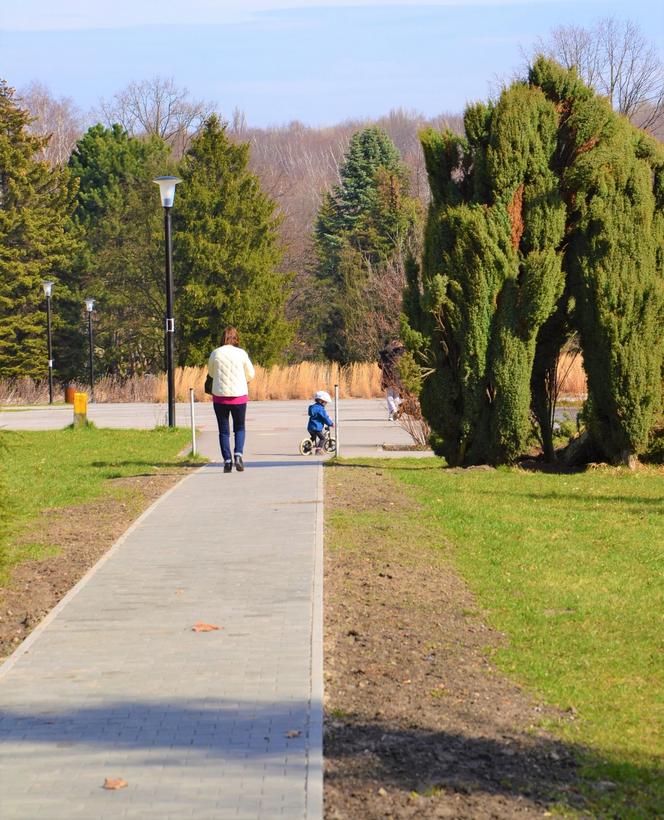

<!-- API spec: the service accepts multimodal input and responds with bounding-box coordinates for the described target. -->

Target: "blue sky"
[1,1,662,126]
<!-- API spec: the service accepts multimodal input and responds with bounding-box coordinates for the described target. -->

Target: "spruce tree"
[0,81,81,381]
[326,127,403,235]
[174,116,292,365]
[314,127,422,363]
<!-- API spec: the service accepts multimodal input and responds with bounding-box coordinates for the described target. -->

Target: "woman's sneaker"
[223,461,233,473]
[234,455,244,472]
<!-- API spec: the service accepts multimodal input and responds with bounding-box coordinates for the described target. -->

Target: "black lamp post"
[43,280,54,405]
[85,298,95,402]
[153,175,181,427]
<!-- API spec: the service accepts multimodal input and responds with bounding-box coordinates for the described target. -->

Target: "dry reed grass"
[0,375,161,405]
[556,352,587,398]
[0,377,51,406]
[0,362,384,405]
[155,361,384,402]
[0,357,586,406]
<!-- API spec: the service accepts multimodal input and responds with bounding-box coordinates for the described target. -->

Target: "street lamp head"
[43,280,54,298]
[85,297,95,313]
[153,176,182,208]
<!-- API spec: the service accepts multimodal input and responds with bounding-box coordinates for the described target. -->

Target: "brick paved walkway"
[0,420,323,819]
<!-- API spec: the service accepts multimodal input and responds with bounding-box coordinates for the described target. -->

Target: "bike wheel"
[324,437,336,454]
[299,437,314,455]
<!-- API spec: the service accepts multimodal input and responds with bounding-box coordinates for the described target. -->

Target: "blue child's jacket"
[307,402,333,433]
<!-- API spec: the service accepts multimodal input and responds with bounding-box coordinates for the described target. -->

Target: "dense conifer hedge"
[405,59,664,465]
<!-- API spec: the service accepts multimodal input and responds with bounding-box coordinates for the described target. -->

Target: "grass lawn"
[329,458,664,816]
[0,426,193,582]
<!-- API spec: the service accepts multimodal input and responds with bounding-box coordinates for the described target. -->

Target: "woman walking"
[208,327,255,473]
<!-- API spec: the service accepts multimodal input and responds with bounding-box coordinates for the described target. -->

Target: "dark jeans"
[309,429,325,448]
[213,402,247,462]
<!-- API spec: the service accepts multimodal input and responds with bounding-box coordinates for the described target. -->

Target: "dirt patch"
[0,471,191,660]
[324,463,585,819]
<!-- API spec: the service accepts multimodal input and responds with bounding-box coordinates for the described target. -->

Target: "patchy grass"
[328,458,664,816]
[0,426,192,583]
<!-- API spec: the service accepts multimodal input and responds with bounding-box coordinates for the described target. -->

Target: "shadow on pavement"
[90,459,322,470]
[0,699,315,762]
[202,460,322,469]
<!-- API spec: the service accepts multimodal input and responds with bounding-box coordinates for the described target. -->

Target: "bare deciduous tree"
[533,17,664,131]
[98,77,213,156]
[19,82,85,166]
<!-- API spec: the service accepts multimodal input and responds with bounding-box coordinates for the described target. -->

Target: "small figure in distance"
[378,339,405,421]
[307,391,334,454]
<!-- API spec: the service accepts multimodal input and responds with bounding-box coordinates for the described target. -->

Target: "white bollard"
[334,383,340,458]
[189,388,197,456]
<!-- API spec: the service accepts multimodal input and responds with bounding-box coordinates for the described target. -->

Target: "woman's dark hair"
[222,327,240,346]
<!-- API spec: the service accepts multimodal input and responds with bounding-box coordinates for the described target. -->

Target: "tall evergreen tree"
[407,85,565,465]
[0,80,82,381]
[531,58,664,464]
[405,59,664,466]
[69,124,173,376]
[314,127,421,363]
[174,116,292,365]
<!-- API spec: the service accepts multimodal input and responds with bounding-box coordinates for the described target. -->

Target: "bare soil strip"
[324,463,586,819]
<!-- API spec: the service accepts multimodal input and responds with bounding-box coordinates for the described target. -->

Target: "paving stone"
[0,409,324,819]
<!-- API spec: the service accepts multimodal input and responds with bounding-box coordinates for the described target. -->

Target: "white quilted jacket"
[208,345,255,397]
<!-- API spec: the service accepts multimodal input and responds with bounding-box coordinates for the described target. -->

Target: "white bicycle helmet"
[314,390,332,403]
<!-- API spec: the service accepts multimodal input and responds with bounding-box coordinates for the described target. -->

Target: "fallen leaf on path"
[103,778,128,790]
[192,621,221,632]
[285,730,301,738]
